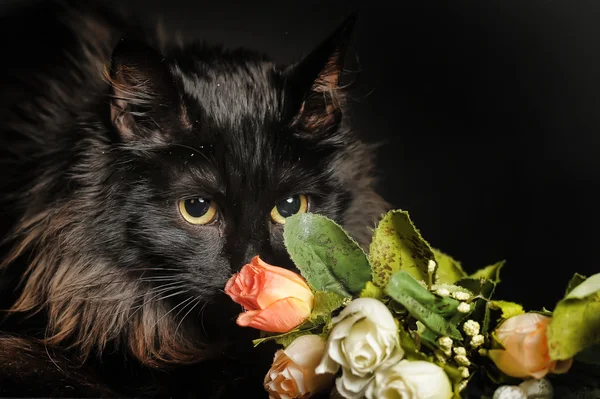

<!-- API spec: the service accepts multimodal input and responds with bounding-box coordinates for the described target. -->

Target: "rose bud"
[488,313,573,379]
[264,334,335,399]
[225,256,314,333]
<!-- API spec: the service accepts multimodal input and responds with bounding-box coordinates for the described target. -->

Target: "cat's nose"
[230,239,267,272]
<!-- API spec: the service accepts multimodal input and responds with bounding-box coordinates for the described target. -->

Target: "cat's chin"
[197,291,262,346]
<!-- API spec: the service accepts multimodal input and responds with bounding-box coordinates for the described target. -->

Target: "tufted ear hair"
[286,13,357,136]
[107,39,191,143]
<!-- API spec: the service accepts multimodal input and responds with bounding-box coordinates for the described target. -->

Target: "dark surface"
[1,0,597,325]
[80,0,600,310]
[1,1,599,398]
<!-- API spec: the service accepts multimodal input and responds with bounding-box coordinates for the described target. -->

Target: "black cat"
[0,1,388,397]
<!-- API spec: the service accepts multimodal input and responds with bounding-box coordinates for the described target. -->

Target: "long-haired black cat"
[0,1,388,397]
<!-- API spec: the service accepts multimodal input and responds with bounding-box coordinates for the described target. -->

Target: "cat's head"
[6,12,388,366]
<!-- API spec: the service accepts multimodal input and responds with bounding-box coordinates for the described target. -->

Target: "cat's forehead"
[169,48,287,131]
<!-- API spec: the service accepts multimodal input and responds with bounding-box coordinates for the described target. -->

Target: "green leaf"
[369,210,434,287]
[253,328,310,347]
[432,248,467,284]
[469,260,505,284]
[398,324,429,361]
[386,271,463,340]
[418,325,441,348]
[283,213,371,296]
[565,273,600,300]
[307,291,346,326]
[360,281,384,300]
[547,290,600,361]
[489,300,525,320]
[391,271,464,317]
[565,273,588,297]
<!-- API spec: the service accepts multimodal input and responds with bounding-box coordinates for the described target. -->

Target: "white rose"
[264,334,335,399]
[366,360,453,399]
[315,298,402,399]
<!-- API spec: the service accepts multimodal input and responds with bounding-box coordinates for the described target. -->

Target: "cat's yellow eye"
[179,198,218,225]
[270,194,308,224]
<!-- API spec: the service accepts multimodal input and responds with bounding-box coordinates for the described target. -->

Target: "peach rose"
[225,256,314,333]
[488,313,573,379]
[264,334,335,399]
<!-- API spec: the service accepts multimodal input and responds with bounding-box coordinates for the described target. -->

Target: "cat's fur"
[0,1,388,397]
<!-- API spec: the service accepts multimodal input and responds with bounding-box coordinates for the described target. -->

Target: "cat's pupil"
[276,196,301,218]
[184,198,211,218]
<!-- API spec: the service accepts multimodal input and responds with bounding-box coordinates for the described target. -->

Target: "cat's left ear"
[286,12,357,136]
[107,39,190,143]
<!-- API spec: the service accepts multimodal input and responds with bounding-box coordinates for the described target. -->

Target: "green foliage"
[369,210,434,287]
[386,271,463,340]
[469,261,505,284]
[359,281,384,300]
[547,274,600,361]
[283,213,371,296]
[432,248,467,284]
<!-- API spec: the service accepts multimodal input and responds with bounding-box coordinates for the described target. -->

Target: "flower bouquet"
[224,210,600,399]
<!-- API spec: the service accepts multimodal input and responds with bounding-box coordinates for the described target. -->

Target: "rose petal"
[252,256,310,287]
[488,349,531,378]
[284,335,327,369]
[257,271,314,310]
[521,329,551,378]
[497,314,550,337]
[224,266,263,309]
[336,368,373,399]
[315,348,340,375]
[236,297,311,333]
[332,298,397,332]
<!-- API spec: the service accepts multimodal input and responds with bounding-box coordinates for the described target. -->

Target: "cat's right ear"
[285,13,357,138]
[107,39,188,142]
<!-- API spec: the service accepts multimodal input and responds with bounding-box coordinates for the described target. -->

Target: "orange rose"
[225,256,314,333]
[488,313,573,379]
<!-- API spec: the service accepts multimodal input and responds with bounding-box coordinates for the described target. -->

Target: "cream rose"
[264,334,335,399]
[365,360,453,399]
[315,298,402,399]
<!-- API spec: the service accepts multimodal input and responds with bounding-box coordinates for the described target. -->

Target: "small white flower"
[427,259,437,274]
[458,380,469,392]
[457,302,471,313]
[478,348,488,356]
[365,360,453,399]
[463,320,480,336]
[470,334,485,348]
[436,288,450,297]
[458,366,470,379]
[519,377,553,398]
[453,347,466,356]
[434,350,448,363]
[455,355,471,366]
[452,291,471,301]
[438,336,453,349]
[316,298,402,399]
[492,385,527,399]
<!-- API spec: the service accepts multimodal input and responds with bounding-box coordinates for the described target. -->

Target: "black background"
[4,0,600,310]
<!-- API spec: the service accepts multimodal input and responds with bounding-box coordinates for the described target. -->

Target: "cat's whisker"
[46,281,184,303]
[121,285,188,321]
[199,300,211,339]
[174,296,203,337]
[149,294,194,331]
